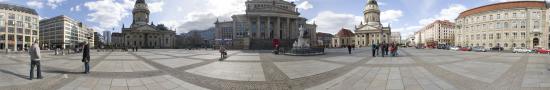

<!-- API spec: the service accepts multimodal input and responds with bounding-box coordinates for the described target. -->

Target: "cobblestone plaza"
[1,48,550,90]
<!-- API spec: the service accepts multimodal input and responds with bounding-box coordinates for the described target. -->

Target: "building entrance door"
[533,38,539,47]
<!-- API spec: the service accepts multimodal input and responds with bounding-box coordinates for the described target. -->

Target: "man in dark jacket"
[347,45,352,54]
[82,42,91,74]
[382,43,389,57]
[371,44,378,57]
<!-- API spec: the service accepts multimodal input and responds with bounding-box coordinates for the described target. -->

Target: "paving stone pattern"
[1,48,550,90]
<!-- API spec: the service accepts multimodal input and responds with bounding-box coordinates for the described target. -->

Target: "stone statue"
[292,25,310,48]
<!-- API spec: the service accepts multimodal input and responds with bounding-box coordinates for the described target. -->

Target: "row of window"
[460,20,541,31]
[461,43,526,48]
[458,32,528,40]
[459,10,542,24]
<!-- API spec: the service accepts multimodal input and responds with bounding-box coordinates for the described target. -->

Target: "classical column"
[286,18,290,39]
[14,34,17,51]
[256,16,261,39]
[275,17,281,39]
[267,17,271,39]
[3,34,7,50]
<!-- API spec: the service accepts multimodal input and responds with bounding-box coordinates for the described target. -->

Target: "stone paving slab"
[104,55,139,60]
[275,60,343,79]
[42,59,83,70]
[419,56,463,63]
[58,75,208,90]
[366,57,416,65]
[142,55,175,60]
[185,62,265,81]
[320,56,364,63]
[2,49,550,90]
[190,55,219,60]
[307,66,455,90]
[225,56,261,61]
[0,64,60,87]
[438,61,511,83]
[152,58,203,68]
[92,61,157,72]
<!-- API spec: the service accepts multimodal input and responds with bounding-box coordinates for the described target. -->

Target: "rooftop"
[0,3,38,15]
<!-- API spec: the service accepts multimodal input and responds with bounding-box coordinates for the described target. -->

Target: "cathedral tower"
[132,0,150,28]
[364,0,381,26]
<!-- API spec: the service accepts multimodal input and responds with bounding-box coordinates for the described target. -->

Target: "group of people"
[28,38,91,80]
[371,43,399,57]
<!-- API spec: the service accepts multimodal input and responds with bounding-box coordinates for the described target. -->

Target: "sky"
[0,0,545,38]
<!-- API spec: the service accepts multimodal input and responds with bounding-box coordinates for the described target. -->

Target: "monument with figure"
[284,25,324,56]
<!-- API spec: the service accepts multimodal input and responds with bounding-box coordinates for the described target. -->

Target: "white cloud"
[148,0,165,13]
[84,0,134,32]
[380,10,403,23]
[154,0,246,33]
[285,0,300,2]
[418,4,467,25]
[70,5,81,12]
[308,11,363,34]
[296,1,313,10]
[26,0,44,9]
[489,0,543,2]
[46,0,66,9]
[83,0,164,33]
[0,0,9,2]
[308,9,403,34]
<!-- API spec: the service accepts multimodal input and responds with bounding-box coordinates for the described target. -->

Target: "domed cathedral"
[214,0,317,50]
[355,0,392,47]
[121,0,176,49]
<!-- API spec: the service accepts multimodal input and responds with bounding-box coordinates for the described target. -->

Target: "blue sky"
[1,0,541,37]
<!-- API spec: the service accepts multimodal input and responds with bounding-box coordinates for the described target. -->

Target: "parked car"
[472,46,488,52]
[534,48,550,54]
[459,47,472,51]
[490,46,504,51]
[449,46,460,51]
[512,47,533,53]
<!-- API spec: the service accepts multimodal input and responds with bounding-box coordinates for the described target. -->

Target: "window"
[8,13,14,19]
[534,21,539,29]
[513,22,518,28]
[483,34,486,40]
[513,13,517,18]
[521,32,526,38]
[489,34,493,39]
[8,27,14,33]
[513,32,518,39]
[496,22,500,29]
[520,21,526,28]
[497,14,501,19]
[504,22,509,28]
[496,33,501,39]
[8,20,14,26]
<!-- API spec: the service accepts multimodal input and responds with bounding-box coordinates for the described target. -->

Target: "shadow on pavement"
[0,69,28,79]
[43,70,83,74]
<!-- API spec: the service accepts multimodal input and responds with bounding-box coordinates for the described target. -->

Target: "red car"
[535,48,550,54]
[460,47,472,51]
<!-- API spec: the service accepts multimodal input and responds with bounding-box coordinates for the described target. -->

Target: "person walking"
[371,44,378,57]
[384,43,389,56]
[393,44,399,56]
[28,40,42,80]
[347,45,352,54]
[219,46,227,60]
[82,42,91,74]
[380,43,388,57]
